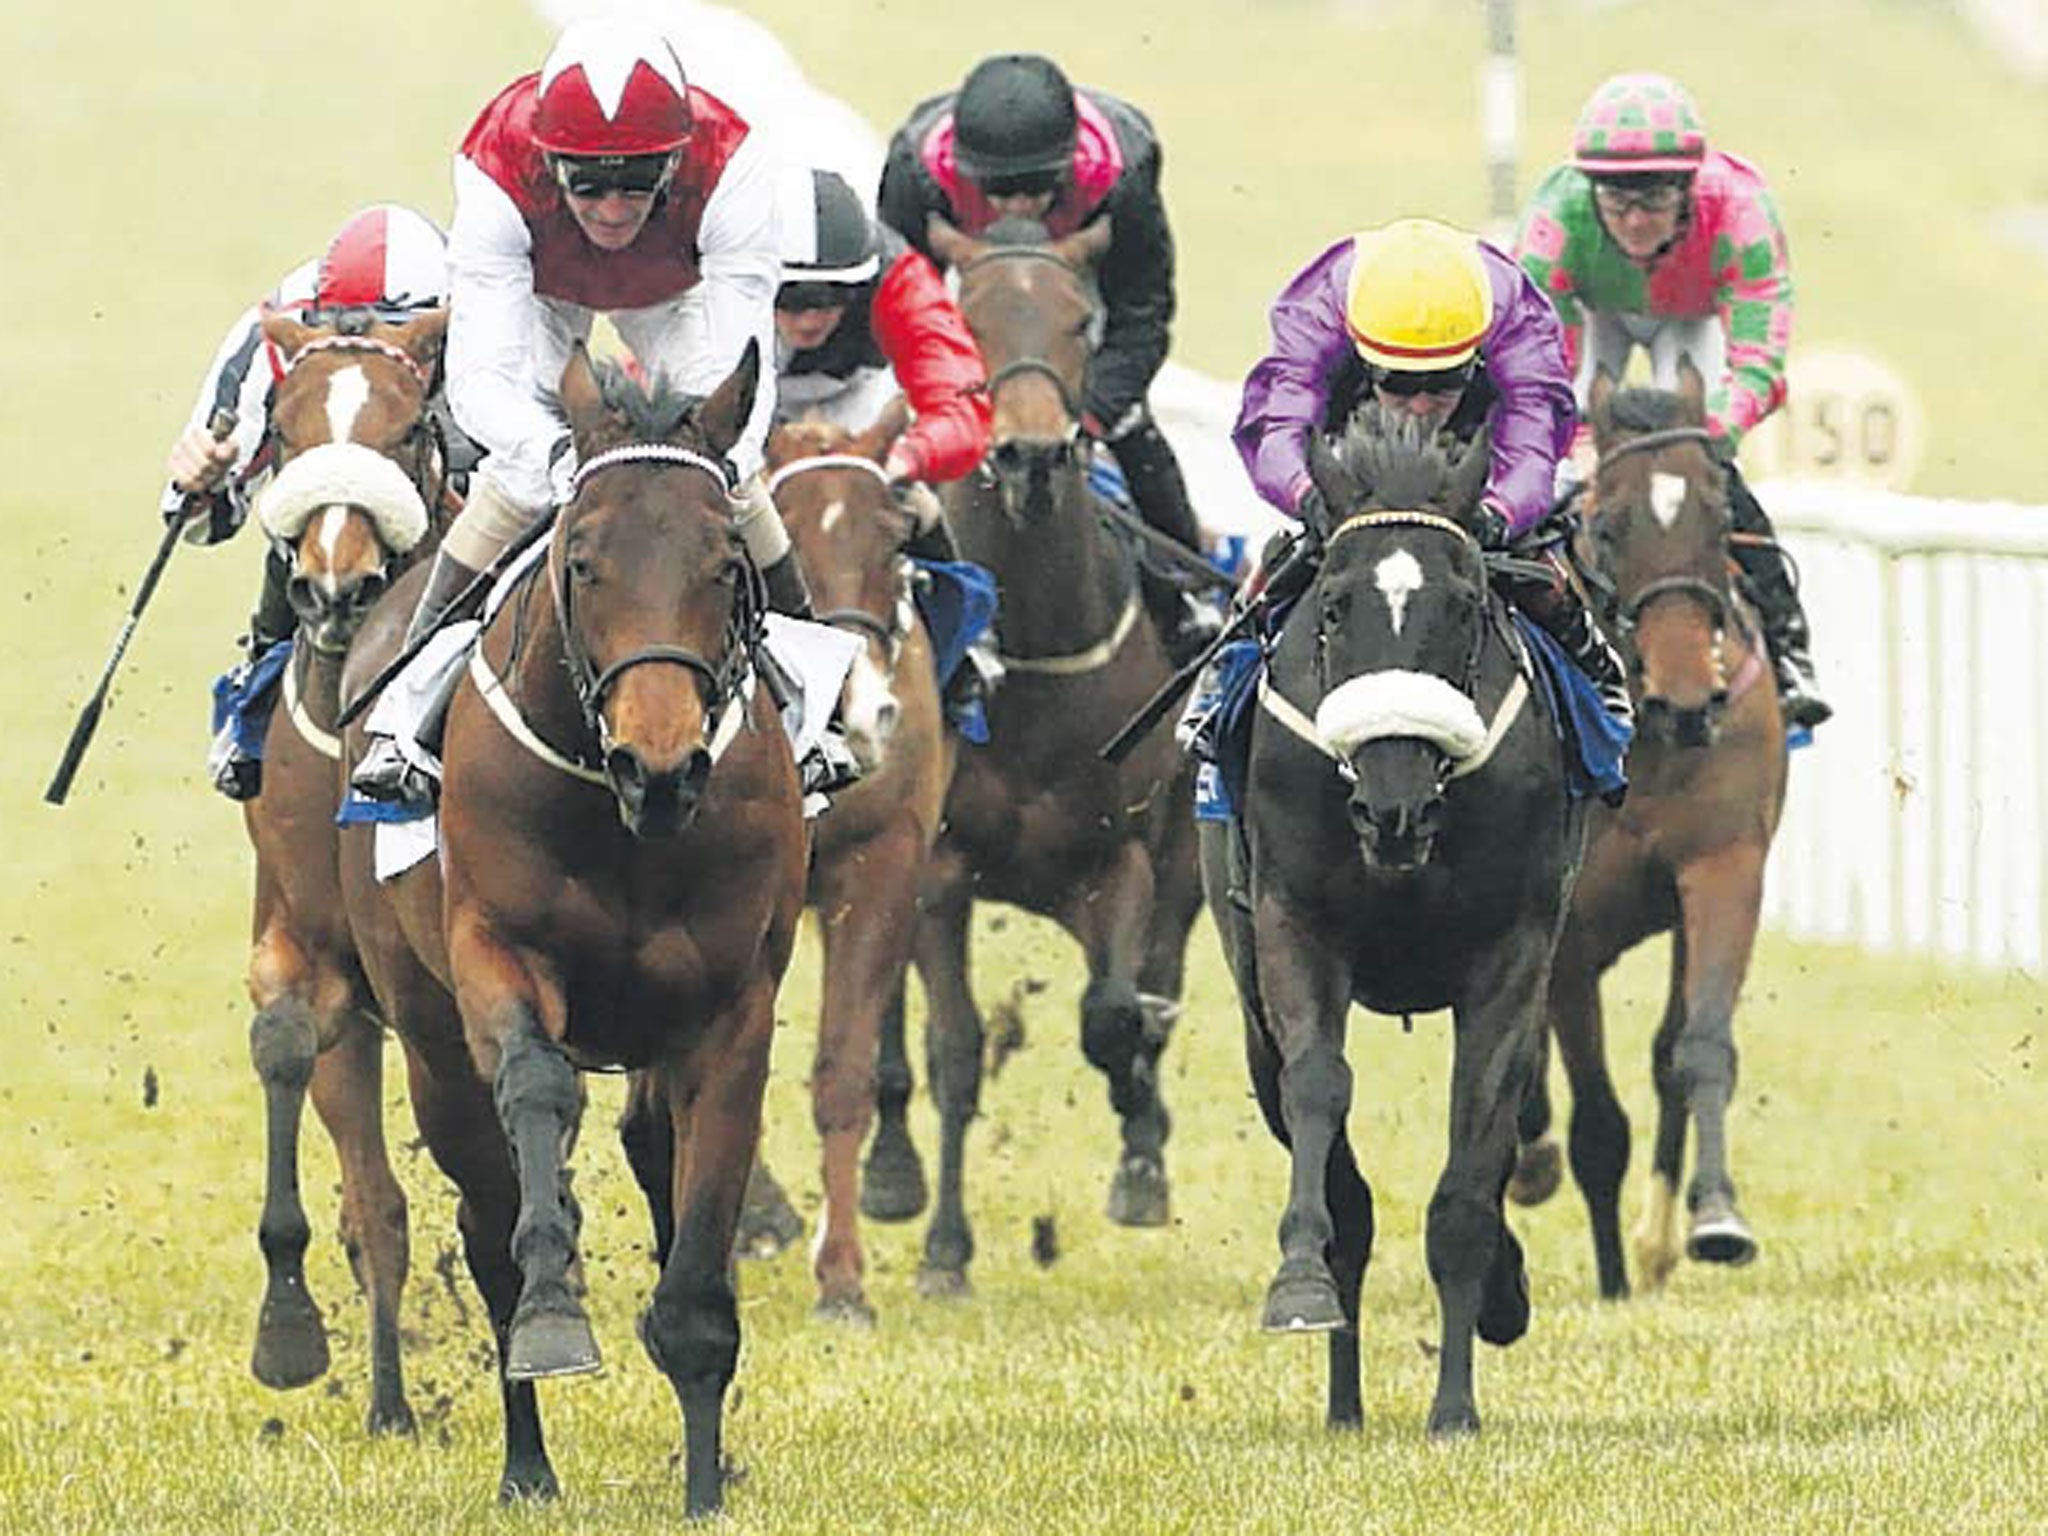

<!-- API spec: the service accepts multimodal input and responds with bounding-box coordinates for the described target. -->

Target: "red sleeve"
[869,251,991,483]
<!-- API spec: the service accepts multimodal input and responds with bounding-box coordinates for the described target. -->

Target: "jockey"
[877,52,1220,664]
[161,203,452,799]
[1234,217,1633,727]
[771,164,990,524]
[350,17,832,809]
[1516,72,1830,729]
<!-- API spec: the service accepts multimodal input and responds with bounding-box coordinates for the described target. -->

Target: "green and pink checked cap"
[1571,73,1708,174]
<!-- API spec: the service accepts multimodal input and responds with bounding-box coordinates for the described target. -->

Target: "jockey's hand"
[1474,499,1513,551]
[1295,484,1329,537]
[167,425,238,495]
[892,479,944,533]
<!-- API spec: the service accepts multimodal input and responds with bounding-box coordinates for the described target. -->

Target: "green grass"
[5,0,2048,1530]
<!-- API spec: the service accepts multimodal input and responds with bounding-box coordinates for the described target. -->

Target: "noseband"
[555,444,760,752]
[268,335,445,541]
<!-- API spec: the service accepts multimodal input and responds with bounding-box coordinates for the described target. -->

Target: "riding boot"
[905,517,961,565]
[1724,463,1832,730]
[1107,409,1222,666]
[1517,575,1636,731]
[349,547,481,807]
[760,550,815,621]
[249,546,297,656]
[208,549,301,802]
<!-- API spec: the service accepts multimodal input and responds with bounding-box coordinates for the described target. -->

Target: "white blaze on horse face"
[817,497,847,536]
[314,506,352,585]
[1375,548,1427,636]
[324,364,371,446]
[1651,472,1687,530]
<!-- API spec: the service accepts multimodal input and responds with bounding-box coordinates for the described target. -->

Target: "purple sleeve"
[1476,242,1577,533]
[1232,239,1359,516]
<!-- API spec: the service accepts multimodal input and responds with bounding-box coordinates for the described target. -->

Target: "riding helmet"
[533,17,693,156]
[953,54,1079,184]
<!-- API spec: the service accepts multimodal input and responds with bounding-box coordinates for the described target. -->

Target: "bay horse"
[1199,408,1582,1436]
[339,340,805,1517]
[238,306,447,1433]
[1509,361,1788,1298]
[869,214,1204,1294]
[719,410,956,1320]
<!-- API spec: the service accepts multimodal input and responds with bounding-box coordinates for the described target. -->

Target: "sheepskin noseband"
[257,441,428,553]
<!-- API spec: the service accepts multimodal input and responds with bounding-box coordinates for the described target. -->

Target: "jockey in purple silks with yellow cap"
[1517,72,1828,729]
[1234,216,1632,725]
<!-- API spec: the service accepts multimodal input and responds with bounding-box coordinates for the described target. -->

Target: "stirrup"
[350,736,439,810]
[799,731,864,798]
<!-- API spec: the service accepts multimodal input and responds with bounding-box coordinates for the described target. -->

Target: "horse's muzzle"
[289,569,389,654]
[989,436,1078,521]
[1636,691,1726,750]
[606,742,713,838]
[1348,789,1443,873]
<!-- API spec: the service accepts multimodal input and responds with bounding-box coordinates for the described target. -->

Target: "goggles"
[1592,178,1689,216]
[1374,364,1474,399]
[550,153,675,201]
[975,169,1062,201]
[775,281,859,313]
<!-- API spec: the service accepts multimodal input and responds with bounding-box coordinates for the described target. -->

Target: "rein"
[1592,425,1715,475]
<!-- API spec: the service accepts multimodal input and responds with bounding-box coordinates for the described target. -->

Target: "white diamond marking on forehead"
[1651,471,1687,530]
[1375,548,1426,636]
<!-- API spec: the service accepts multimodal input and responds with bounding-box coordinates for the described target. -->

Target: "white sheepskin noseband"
[257,441,428,553]
[1314,670,1488,762]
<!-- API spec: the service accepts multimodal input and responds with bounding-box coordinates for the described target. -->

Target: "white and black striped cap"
[775,166,878,287]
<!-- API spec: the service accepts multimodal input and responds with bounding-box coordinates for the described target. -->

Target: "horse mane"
[1332,403,1472,515]
[586,358,708,442]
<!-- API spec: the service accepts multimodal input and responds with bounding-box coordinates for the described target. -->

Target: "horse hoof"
[498,1462,562,1504]
[1426,1404,1482,1439]
[366,1400,418,1439]
[1260,1267,1345,1333]
[1477,1236,1532,1347]
[860,1136,929,1223]
[1505,1137,1563,1207]
[251,1289,330,1390]
[735,1191,804,1260]
[814,1292,878,1328]
[916,1265,972,1301]
[506,1309,602,1381]
[1106,1154,1170,1228]
[1686,1201,1759,1267]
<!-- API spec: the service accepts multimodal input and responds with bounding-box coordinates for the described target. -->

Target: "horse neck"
[950,470,1130,657]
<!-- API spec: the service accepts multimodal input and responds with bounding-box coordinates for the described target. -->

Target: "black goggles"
[1375,365,1474,398]
[550,153,674,200]
[775,281,859,312]
[975,169,1062,200]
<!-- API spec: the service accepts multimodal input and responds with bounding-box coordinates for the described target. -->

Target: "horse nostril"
[873,699,901,744]
[605,747,647,799]
[353,572,389,613]
[991,441,1026,477]
[287,575,320,620]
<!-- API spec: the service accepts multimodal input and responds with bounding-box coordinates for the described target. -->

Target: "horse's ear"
[1306,433,1354,531]
[696,338,761,458]
[927,214,981,270]
[1054,216,1113,269]
[1449,423,1493,517]
[1587,365,1619,448]
[389,307,448,375]
[851,394,913,463]
[1674,353,1707,421]
[261,312,315,363]
[559,341,608,443]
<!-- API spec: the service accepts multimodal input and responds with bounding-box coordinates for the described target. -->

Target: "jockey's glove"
[1474,499,1512,551]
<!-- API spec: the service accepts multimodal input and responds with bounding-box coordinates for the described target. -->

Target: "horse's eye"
[566,554,596,585]
[716,557,746,589]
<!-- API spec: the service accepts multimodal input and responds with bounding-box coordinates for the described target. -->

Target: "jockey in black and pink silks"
[877,53,1220,664]
[161,204,452,798]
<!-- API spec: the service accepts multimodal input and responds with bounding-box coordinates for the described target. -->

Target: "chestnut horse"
[1510,362,1788,1297]
[340,342,805,1517]
[863,215,1203,1295]
[238,308,446,1432]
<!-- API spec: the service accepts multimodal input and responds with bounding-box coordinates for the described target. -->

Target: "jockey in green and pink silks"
[1515,72,1829,730]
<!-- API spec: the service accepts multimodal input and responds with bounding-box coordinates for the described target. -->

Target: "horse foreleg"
[1505,1031,1562,1208]
[482,1005,598,1381]
[642,987,775,1521]
[1674,844,1768,1268]
[860,981,927,1222]
[1064,841,1170,1226]
[910,858,981,1296]
[401,1033,557,1502]
[1634,927,1691,1292]
[1428,938,1549,1439]
[810,828,923,1322]
[308,1006,415,1434]
[1547,927,1634,1301]
[247,926,329,1393]
[618,1071,676,1265]
[1250,894,1354,1339]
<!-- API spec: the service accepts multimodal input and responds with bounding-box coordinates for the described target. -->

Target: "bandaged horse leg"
[1724,462,1831,729]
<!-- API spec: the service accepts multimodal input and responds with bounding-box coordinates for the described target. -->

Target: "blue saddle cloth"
[1190,614,1633,821]
[1510,614,1632,801]
[335,790,433,826]
[210,639,294,761]
[910,557,999,745]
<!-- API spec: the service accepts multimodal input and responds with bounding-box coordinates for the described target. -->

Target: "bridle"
[763,452,914,660]
[1590,424,1733,636]
[552,444,761,757]
[960,245,1099,457]
[268,334,445,524]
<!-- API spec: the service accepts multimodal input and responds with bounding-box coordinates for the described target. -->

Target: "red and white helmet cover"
[315,204,448,309]
[533,18,692,156]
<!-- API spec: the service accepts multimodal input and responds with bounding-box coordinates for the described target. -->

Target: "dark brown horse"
[238,308,447,1432]
[1199,410,1580,1438]
[864,214,1203,1294]
[340,341,805,1516]
[1510,361,1788,1297]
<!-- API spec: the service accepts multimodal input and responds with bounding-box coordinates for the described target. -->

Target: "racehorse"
[722,411,955,1321]
[339,341,805,1517]
[1509,362,1788,1297]
[238,307,447,1433]
[1199,408,1582,1436]
[867,214,1205,1294]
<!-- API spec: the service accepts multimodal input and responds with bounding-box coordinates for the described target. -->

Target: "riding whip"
[44,408,238,806]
